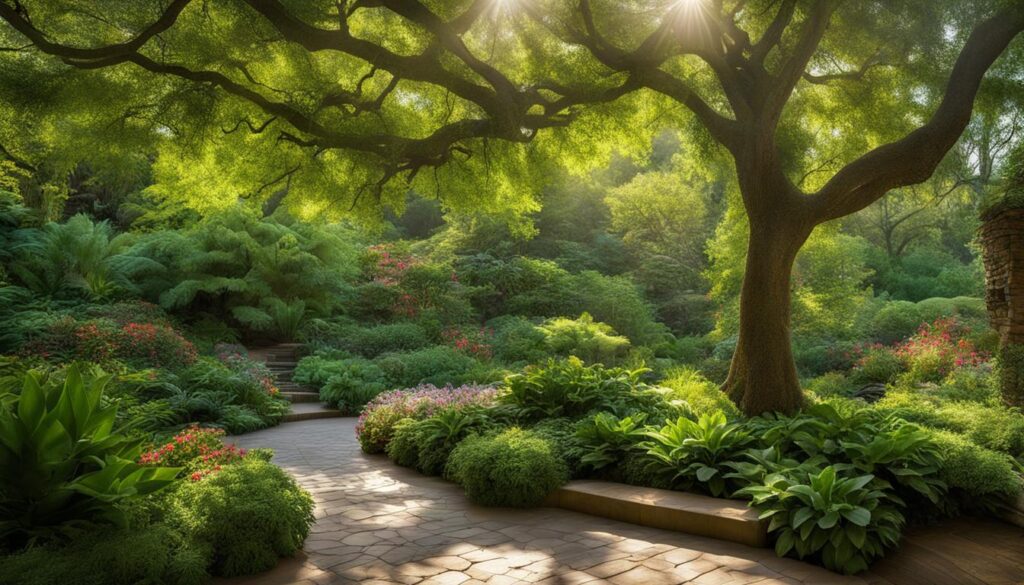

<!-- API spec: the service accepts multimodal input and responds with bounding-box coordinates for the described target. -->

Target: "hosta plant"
[574,412,649,473]
[643,411,753,496]
[738,466,905,575]
[500,357,648,419]
[0,365,180,547]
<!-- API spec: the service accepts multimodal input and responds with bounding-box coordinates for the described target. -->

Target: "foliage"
[22,315,197,369]
[929,431,1022,502]
[0,365,180,547]
[387,408,492,476]
[536,312,631,365]
[660,367,740,418]
[137,207,360,339]
[446,428,569,508]
[894,318,987,383]
[738,466,904,575]
[0,523,208,585]
[499,357,652,420]
[317,358,389,413]
[164,459,315,577]
[574,412,649,475]
[643,412,754,497]
[138,425,250,482]
[486,315,549,364]
[850,347,903,385]
[356,384,497,453]
[338,323,431,358]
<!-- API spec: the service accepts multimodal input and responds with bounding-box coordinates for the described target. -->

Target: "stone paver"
[225,418,890,585]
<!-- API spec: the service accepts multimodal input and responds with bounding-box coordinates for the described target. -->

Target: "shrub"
[805,372,855,399]
[446,428,568,507]
[385,419,423,468]
[660,367,739,418]
[487,315,548,364]
[573,412,649,476]
[375,345,478,387]
[929,431,1022,500]
[536,312,632,365]
[318,358,389,412]
[23,316,198,369]
[643,411,753,497]
[345,323,431,358]
[739,466,904,575]
[895,318,988,384]
[916,296,987,325]
[0,365,180,548]
[356,384,497,453]
[387,409,492,475]
[165,459,315,577]
[441,326,495,360]
[529,418,583,477]
[850,347,903,385]
[138,426,251,481]
[0,523,208,585]
[670,335,713,365]
[292,352,355,388]
[171,357,290,433]
[868,301,923,344]
[500,357,654,420]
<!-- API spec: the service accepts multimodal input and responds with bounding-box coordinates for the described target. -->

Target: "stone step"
[281,391,320,403]
[544,480,768,548]
[282,402,345,423]
[276,382,314,391]
[266,361,299,369]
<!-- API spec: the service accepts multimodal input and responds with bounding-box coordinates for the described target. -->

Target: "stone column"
[979,206,1024,406]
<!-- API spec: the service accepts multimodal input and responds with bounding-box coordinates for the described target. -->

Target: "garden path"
[222,418,906,585]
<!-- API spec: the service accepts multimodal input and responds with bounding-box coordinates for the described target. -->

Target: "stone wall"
[980,207,1024,346]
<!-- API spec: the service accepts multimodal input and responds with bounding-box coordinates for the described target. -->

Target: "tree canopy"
[0,1,1018,220]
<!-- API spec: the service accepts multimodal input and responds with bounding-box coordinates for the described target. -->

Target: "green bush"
[375,346,478,388]
[446,428,568,507]
[0,365,180,548]
[738,466,904,575]
[0,523,208,585]
[660,367,739,418]
[916,297,987,325]
[868,301,923,344]
[319,358,389,412]
[537,312,632,365]
[499,357,656,420]
[644,411,753,497]
[930,431,1022,500]
[850,348,903,385]
[529,418,583,477]
[165,459,315,577]
[874,391,1024,456]
[292,352,354,388]
[344,323,431,358]
[386,418,422,468]
[805,372,855,399]
[487,315,548,364]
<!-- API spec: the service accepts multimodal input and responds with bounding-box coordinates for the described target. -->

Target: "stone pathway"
[223,418,895,585]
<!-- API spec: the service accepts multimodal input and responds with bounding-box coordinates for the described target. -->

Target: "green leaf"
[842,507,871,527]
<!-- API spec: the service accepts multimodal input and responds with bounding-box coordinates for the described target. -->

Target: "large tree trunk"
[723,220,812,416]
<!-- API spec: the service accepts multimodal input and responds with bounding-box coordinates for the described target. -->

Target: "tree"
[1,0,1022,414]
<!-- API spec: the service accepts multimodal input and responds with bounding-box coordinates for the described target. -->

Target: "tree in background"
[1,0,1022,414]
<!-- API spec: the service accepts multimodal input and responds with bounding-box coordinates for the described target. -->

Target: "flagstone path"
[222,418,900,585]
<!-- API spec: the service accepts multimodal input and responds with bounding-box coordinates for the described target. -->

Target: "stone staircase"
[250,343,344,423]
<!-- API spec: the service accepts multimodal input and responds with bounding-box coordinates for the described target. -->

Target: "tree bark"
[724,219,812,416]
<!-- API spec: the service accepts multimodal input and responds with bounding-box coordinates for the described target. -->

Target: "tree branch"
[811,5,1024,222]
